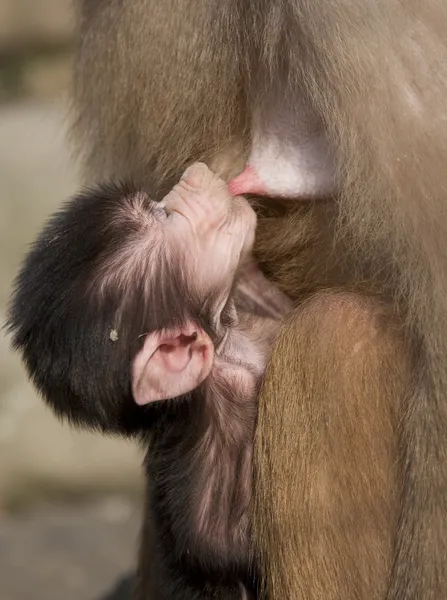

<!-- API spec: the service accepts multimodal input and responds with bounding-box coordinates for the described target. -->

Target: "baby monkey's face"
[130,163,257,405]
[158,162,256,297]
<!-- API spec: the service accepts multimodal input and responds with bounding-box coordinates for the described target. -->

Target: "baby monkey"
[8,162,291,599]
[130,163,290,407]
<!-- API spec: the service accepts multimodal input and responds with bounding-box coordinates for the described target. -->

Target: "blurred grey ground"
[0,2,143,598]
[0,499,139,600]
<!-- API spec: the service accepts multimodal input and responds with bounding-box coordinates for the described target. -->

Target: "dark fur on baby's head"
[7,183,205,433]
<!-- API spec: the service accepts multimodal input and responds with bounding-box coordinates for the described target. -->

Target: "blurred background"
[0,2,143,598]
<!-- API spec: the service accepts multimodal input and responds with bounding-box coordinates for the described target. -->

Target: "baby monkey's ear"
[131,324,214,404]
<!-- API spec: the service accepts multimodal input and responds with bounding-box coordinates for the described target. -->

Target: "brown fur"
[254,292,407,599]
[72,1,447,598]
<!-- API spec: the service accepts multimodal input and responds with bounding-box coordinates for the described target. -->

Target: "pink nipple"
[228,165,265,197]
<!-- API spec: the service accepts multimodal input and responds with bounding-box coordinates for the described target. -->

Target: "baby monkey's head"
[9,163,256,428]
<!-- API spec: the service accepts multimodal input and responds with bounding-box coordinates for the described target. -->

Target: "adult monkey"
[71,1,447,600]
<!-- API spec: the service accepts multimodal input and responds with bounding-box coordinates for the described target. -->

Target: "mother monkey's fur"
[71,1,446,599]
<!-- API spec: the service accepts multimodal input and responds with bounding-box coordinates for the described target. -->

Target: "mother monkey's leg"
[254,293,408,600]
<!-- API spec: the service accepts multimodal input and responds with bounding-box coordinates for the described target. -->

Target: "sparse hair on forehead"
[44,182,211,333]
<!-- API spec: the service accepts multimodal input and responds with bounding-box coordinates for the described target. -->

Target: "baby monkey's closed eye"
[153,201,169,220]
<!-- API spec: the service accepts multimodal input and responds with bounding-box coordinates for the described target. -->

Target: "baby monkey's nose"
[180,162,217,190]
[179,162,234,216]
